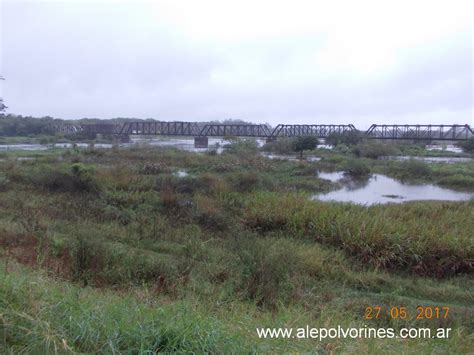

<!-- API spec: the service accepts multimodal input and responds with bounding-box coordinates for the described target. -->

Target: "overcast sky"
[1,0,473,127]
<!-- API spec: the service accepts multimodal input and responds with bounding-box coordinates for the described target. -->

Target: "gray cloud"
[1,1,472,126]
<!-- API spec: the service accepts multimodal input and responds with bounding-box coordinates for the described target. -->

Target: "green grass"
[0,144,473,353]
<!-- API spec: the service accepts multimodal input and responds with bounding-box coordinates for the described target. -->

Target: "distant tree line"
[0,114,265,137]
[0,114,58,136]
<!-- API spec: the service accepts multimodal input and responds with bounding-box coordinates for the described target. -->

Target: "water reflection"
[314,173,473,205]
[317,171,370,191]
[341,175,371,191]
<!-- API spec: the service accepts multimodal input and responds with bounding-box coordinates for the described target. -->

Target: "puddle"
[314,173,473,205]
[173,170,188,178]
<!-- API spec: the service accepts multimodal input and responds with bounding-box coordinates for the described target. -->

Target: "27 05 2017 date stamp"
[364,306,449,320]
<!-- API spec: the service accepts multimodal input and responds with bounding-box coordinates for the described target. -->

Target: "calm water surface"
[261,153,321,161]
[380,156,473,163]
[314,172,473,205]
[0,137,267,154]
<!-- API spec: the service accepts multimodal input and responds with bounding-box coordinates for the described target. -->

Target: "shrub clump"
[326,131,363,146]
[262,137,296,154]
[353,141,400,159]
[437,174,474,189]
[193,195,232,231]
[233,236,300,309]
[457,138,474,153]
[343,159,371,177]
[227,171,261,192]
[398,159,431,178]
[138,162,166,175]
[223,138,259,156]
[293,136,319,157]
[31,163,100,193]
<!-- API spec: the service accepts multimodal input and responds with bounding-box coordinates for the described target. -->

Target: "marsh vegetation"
[0,138,473,353]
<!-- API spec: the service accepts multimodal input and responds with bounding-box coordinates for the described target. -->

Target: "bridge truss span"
[119,121,201,136]
[81,124,122,135]
[198,124,271,137]
[365,124,473,141]
[45,123,81,134]
[270,124,356,138]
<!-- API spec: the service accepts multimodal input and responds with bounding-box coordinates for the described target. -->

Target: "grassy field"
[0,142,473,353]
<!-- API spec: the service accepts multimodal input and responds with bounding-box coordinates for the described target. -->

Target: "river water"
[314,172,473,205]
[379,156,473,164]
[0,137,267,153]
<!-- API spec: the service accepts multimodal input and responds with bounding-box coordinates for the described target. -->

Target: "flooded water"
[426,144,463,153]
[0,144,48,151]
[131,137,224,153]
[173,170,188,178]
[0,142,116,151]
[317,172,345,182]
[380,156,473,164]
[314,172,473,205]
[0,137,268,154]
[261,153,321,162]
[0,140,471,165]
[53,143,114,149]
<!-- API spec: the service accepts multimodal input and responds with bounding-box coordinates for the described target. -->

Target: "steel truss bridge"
[270,124,356,137]
[47,122,473,141]
[365,124,473,141]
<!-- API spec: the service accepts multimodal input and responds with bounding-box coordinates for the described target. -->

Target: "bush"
[325,131,363,146]
[70,163,99,192]
[30,163,100,193]
[155,174,193,194]
[293,136,319,157]
[70,233,103,286]
[343,159,371,177]
[224,138,259,156]
[160,186,181,211]
[458,138,474,153]
[399,159,431,178]
[138,162,165,175]
[227,171,261,192]
[334,143,350,154]
[437,175,474,189]
[193,195,231,231]
[233,236,300,309]
[199,173,230,195]
[262,137,295,154]
[353,141,400,159]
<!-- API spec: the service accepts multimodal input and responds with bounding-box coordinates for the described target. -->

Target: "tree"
[293,136,319,158]
[325,131,363,146]
[0,76,6,113]
[458,138,474,153]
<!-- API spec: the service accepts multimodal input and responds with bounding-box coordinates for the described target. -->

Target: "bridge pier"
[194,136,208,148]
[266,137,276,143]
